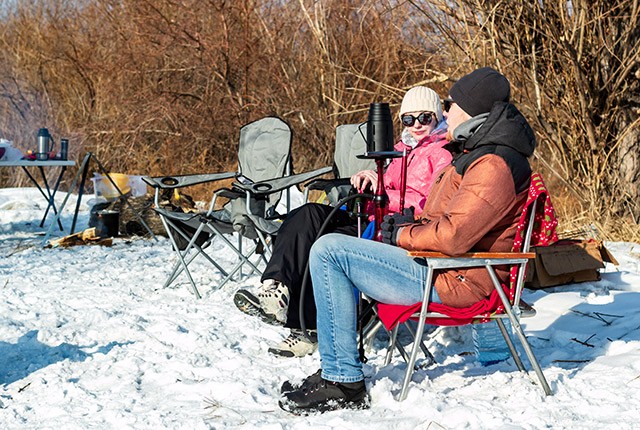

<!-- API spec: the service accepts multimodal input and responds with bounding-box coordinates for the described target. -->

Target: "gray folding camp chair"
[304,123,375,206]
[144,116,331,298]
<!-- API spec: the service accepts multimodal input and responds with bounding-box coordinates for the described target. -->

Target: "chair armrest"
[214,187,244,200]
[143,171,236,189]
[408,251,536,259]
[306,177,351,192]
[233,166,333,196]
[408,251,535,270]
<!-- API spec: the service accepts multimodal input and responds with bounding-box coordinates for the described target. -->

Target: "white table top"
[0,159,76,167]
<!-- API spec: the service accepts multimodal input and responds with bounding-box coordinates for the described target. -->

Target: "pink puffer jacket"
[384,129,451,213]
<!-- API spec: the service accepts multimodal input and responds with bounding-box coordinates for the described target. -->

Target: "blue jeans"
[309,233,441,383]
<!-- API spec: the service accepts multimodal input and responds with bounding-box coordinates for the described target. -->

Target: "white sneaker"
[233,279,289,325]
[268,329,318,358]
[257,279,290,324]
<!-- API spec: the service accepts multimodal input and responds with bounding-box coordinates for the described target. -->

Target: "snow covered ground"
[1,187,639,429]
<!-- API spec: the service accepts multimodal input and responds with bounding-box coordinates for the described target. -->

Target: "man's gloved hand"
[380,207,415,245]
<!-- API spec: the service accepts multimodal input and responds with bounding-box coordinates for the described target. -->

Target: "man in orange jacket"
[279,67,536,414]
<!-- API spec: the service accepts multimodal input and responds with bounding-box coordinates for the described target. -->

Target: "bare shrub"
[0,0,450,196]
[410,0,640,239]
[1,0,637,240]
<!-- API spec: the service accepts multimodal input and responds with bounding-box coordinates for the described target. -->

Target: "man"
[279,67,536,413]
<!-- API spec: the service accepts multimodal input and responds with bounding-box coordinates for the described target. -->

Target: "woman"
[234,85,452,357]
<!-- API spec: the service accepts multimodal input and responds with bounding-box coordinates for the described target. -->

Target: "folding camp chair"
[303,123,375,206]
[216,123,372,265]
[374,173,558,400]
[144,116,331,299]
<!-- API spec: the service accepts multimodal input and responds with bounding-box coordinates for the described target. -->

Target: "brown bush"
[1,0,638,240]
[410,0,640,240]
[0,0,449,188]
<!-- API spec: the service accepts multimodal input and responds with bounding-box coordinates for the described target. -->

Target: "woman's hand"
[350,170,378,192]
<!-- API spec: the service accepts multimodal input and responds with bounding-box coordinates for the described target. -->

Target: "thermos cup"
[37,128,52,161]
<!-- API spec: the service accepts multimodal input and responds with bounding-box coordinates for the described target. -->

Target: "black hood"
[462,101,535,156]
[449,102,535,193]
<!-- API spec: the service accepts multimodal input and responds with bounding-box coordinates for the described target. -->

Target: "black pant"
[261,203,363,330]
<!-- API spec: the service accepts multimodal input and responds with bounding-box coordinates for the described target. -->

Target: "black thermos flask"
[60,139,69,160]
[365,103,394,154]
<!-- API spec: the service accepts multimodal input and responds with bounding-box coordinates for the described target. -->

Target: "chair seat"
[153,207,236,235]
[378,252,535,328]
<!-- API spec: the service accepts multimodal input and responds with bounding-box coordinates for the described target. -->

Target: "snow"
[1,187,640,429]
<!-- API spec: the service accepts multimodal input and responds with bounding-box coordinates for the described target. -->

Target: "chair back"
[230,116,292,237]
[333,124,375,178]
[237,116,292,209]
[320,124,375,207]
[508,172,559,304]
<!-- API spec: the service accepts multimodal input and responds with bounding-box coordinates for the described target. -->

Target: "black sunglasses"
[401,112,434,127]
[443,98,455,113]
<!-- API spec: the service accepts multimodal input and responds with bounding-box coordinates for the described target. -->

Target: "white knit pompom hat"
[399,86,443,122]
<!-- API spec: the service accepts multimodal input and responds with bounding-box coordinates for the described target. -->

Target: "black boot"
[281,369,323,394]
[279,371,369,414]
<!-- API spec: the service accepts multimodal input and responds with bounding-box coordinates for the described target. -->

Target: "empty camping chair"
[144,116,331,299]
[375,173,558,400]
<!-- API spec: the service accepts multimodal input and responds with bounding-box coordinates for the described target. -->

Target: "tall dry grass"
[0,0,638,241]
[0,0,449,179]
[409,0,640,241]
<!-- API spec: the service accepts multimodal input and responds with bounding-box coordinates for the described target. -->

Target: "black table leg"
[37,166,65,230]
[71,158,91,234]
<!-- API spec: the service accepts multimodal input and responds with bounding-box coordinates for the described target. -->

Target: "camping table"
[0,159,76,230]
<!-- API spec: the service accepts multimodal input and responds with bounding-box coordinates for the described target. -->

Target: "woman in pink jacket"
[234,86,452,357]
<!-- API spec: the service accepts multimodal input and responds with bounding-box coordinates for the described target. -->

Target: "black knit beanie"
[449,67,511,117]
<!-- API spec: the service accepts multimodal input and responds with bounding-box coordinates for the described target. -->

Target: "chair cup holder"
[161,177,179,186]
[253,183,273,191]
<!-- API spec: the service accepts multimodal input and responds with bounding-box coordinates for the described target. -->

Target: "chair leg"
[164,258,184,288]
[361,320,414,362]
[161,219,230,295]
[163,226,226,286]
[217,244,261,289]
[159,216,201,299]
[237,235,244,281]
[234,236,265,282]
[506,312,552,395]
[164,239,222,288]
[403,321,436,367]
[399,320,426,401]
[398,267,434,401]
[496,318,525,371]
[488,266,552,395]
[385,326,400,366]
[361,318,383,351]
[256,231,273,261]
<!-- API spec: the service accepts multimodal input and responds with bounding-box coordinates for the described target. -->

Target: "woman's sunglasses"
[443,98,455,113]
[401,112,434,127]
